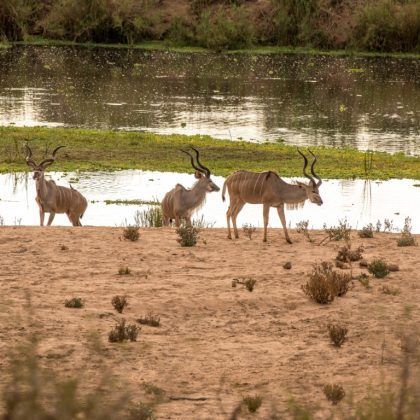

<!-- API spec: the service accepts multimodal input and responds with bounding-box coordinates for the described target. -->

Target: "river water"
[0,46,419,154]
[1,170,419,232]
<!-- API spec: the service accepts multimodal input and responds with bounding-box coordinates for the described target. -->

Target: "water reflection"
[0,170,419,232]
[0,46,418,154]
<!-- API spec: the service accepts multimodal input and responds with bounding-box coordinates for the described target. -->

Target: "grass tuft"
[64,297,84,308]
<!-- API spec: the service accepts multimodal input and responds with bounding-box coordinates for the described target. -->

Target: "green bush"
[195,6,255,50]
[0,0,33,41]
[134,207,163,228]
[353,0,420,52]
[368,259,389,278]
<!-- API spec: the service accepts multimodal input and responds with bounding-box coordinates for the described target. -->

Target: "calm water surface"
[1,170,419,232]
[0,46,419,154]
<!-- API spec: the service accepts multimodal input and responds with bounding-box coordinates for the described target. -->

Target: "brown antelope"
[162,147,220,226]
[222,149,323,244]
[25,145,88,226]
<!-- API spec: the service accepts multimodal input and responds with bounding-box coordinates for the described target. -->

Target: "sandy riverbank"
[0,227,418,418]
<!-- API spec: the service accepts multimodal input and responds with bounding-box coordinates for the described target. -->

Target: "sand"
[0,227,419,418]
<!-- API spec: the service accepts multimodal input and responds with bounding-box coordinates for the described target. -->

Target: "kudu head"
[296,148,323,206]
[25,145,65,180]
[181,147,220,192]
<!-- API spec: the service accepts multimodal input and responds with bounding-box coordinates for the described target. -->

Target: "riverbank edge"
[1,38,420,59]
[1,127,419,180]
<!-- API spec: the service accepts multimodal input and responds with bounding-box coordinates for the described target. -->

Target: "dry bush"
[302,262,351,304]
[108,319,140,343]
[327,324,348,347]
[336,243,364,263]
[242,394,262,413]
[358,273,371,289]
[323,384,345,405]
[368,259,389,278]
[111,295,128,313]
[123,225,140,241]
[321,219,351,243]
[232,277,256,292]
[397,217,417,247]
[296,220,314,242]
[242,223,256,240]
[381,285,400,296]
[137,313,160,327]
[118,266,131,275]
[176,225,200,247]
[64,297,84,308]
[358,223,374,238]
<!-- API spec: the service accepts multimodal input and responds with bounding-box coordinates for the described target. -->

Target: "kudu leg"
[39,208,45,226]
[277,205,292,244]
[232,201,245,239]
[226,203,234,239]
[263,203,270,242]
[68,213,80,227]
[47,212,56,226]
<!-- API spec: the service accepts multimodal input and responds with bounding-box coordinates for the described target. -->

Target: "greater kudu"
[222,149,323,243]
[25,145,88,226]
[162,147,220,226]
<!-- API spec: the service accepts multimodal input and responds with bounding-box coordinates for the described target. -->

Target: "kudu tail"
[222,180,228,202]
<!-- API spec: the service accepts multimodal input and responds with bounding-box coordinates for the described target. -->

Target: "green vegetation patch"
[0,127,419,180]
[104,199,160,206]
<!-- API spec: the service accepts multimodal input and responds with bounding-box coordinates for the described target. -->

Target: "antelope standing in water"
[162,147,220,226]
[222,149,323,244]
[25,145,88,226]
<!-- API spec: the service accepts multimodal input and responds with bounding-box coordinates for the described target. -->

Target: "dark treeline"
[0,0,419,52]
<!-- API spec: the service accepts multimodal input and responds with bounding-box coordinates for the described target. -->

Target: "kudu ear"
[194,170,203,179]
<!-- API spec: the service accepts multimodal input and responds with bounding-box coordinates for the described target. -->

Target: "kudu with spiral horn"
[221,149,323,244]
[161,147,220,227]
[25,145,88,226]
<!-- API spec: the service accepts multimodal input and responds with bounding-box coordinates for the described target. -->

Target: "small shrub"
[137,313,160,327]
[64,297,84,308]
[108,319,140,343]
[134,207,163,228]
[323,384,345,405]
[358,273,371,289]
[368,259,389,278]
[60,244,69,250]
[381,285,400,296]
[125,324,140,342]
[302,262,351,304]
[242,223,256,240]
[358,224,374,238]
[322,219,351,243]
[118,267,131,275]
[328,324,348,347]
[397,217,417,247]
[111,295,128,313]
[108,319,127,343]
[232,277,256,292]
[242,394,262,413]
[336,244,364,263]
[296,220,313,242]
[123,225,140,241]
[130,403,155,420]
[176,225,200,247]
[383,219,394,232]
